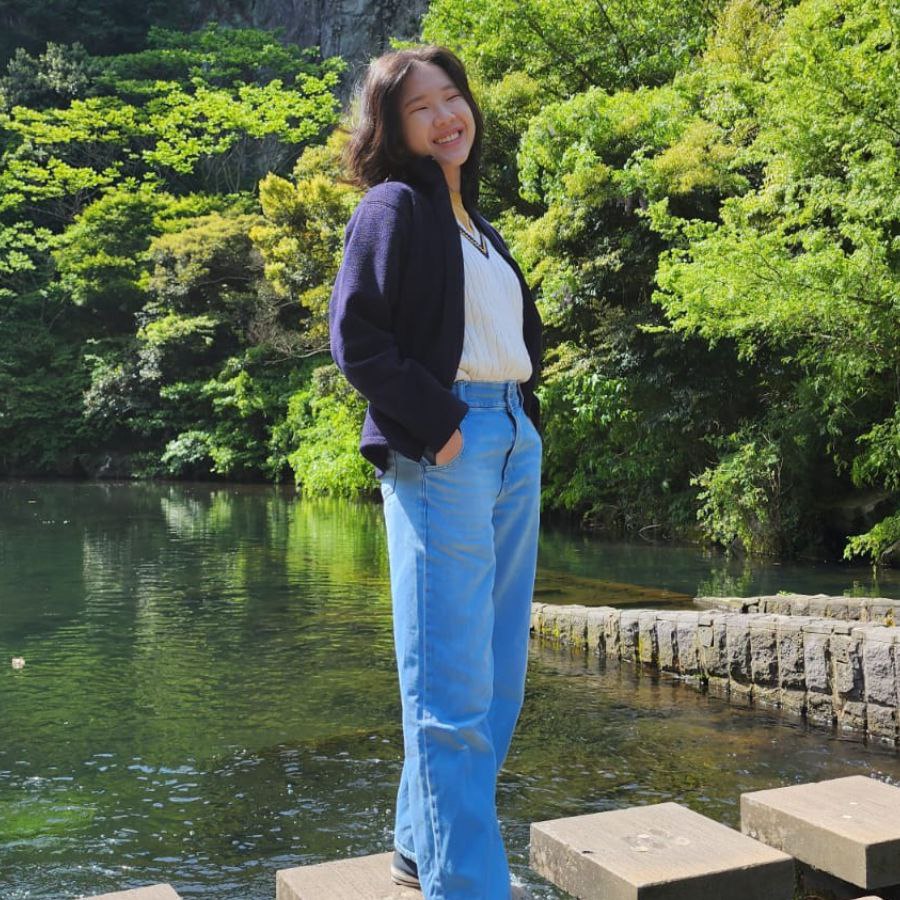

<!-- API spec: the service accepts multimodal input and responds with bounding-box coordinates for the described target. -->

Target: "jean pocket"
[421,417,467,471]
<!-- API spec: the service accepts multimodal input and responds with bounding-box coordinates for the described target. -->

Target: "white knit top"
[453,221,533,383]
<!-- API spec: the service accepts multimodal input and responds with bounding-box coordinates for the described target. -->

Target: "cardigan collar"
[403,154,448,189]
[398,155,519,273]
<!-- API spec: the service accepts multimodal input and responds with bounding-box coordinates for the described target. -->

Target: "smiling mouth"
[435,129,463,146]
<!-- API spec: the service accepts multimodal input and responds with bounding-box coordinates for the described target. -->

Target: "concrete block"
[776,616,806,695]
[750,615,779,687]
[741,775,900,890]
[656,615,678,671]
[620,611,640,663]
[773,617,805,721]
[277,852,529,899]
[826,597,850,620]
[808,596,830,618]
[565,607,590,647]
[804,622,835,726]
[726,615,753,701]
[856,626,899,742]
[857,627,898,707]
[605,608,622,659]
[749,614,781,708]
[586,607,614,657]
[530,801,793,900]
[638,612,658,666]
[693,596,749,613]
[673,612,701,673]
[699,615,727,679]
[86,887,181,900]
[832,630,865,703]
[530,602,548,635]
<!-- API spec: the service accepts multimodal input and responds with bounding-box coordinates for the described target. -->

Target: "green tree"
[649,0,899,560]
[422,0,728,99]
[0,27,342,477]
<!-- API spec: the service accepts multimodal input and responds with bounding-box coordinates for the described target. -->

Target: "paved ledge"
[84,887,181,900]
[530,603,900,744]
[741,775,900,896]
[277,852,529,898]
[695,593,898,626]
[531,801,793,900]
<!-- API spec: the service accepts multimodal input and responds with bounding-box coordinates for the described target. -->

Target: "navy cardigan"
[328,155,542,478]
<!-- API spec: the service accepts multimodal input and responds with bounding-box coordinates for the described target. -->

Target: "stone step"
[530,801,794,899]
[742,775,900,893]
[276,851,529,899]
[85,887,181,900]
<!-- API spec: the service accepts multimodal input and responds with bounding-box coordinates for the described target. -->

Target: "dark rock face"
[184,0,430,98]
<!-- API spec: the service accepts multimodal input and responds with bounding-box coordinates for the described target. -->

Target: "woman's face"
[397,61,475,190]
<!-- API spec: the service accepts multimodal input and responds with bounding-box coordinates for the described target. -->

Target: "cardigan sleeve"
[328,194,468,452]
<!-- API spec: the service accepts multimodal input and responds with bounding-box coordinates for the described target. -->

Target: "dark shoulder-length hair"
[344,45,484,210]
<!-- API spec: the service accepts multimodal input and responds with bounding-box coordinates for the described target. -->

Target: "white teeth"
[436,131,461,144]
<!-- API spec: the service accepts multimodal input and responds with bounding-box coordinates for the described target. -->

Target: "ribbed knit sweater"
[453,221,533,383]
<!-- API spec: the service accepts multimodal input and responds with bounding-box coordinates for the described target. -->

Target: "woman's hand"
[434,428,462,465]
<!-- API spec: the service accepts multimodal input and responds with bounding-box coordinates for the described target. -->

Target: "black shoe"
[390,849,421,890]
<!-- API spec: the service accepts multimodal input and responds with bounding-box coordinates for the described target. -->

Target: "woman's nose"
[433,102,455,126]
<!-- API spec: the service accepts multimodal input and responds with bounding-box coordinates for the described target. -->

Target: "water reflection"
[0,482,897,898]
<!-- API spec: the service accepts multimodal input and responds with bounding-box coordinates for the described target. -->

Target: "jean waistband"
[451,379,524,409]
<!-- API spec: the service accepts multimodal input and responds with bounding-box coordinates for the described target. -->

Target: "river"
[1,481,898,898]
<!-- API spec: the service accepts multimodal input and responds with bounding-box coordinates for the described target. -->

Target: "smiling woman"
[397,63,476,193]
[331,45,544,900]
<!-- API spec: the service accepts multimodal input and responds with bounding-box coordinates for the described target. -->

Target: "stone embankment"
[530,595,900,746]
[696,592,897,626]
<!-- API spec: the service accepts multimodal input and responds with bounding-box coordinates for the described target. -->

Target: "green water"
[1,481,898,899]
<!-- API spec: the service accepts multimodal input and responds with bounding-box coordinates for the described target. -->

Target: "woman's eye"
[409,93,461,113]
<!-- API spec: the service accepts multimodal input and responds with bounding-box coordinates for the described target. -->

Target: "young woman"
[329,45,543,900]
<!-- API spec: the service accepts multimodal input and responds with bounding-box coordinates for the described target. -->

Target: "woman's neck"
[449,188,473,232]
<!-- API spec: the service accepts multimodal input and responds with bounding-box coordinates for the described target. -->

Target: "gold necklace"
[450,193,488,258]
[458,219,489,258]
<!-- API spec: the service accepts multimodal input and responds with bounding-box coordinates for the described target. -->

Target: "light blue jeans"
[378,380,542,900]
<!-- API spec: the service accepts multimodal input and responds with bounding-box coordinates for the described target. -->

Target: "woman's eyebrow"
[403,83,459,109]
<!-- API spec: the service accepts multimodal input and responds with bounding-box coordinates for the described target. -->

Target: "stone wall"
[530,603,900,745]
[695,593,897,626]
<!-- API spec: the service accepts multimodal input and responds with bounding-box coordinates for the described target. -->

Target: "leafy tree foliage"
[422,0,728,99]
[0,26,342,481]
[649,0,899,558]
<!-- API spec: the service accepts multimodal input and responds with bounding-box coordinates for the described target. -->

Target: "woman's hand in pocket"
[435,428,462,465]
